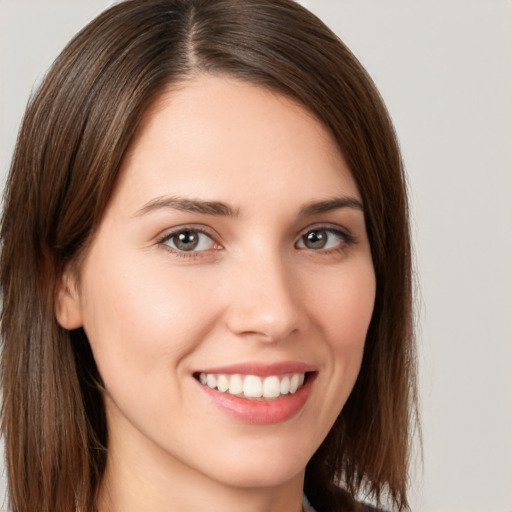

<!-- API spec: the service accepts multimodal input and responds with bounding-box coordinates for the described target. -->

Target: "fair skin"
[57,75,376,512]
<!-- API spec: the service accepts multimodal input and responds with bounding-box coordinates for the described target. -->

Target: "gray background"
[1,1,511,511]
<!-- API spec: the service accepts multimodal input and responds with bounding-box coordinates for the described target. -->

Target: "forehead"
[111,74,359,214]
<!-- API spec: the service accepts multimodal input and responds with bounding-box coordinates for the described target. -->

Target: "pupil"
[306,230,326,249]
[175,231,199,251]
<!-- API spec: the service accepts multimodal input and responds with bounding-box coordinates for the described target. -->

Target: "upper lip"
[194,361,316,377]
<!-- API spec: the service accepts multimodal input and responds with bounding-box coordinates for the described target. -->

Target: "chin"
[216,465,304,489]
[198,442,310,489]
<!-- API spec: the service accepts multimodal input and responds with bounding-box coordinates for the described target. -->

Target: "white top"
[303,494,317,512]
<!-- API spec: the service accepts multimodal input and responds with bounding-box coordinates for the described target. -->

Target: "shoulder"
[356,503,386,512]
[305,485,390,512]
[325,486,388,512]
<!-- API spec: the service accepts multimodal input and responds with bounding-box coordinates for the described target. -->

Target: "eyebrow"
[135,195,363,218]
[299,196,364,217]
[135,196,239,217]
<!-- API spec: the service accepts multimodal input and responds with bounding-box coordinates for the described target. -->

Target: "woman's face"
[58,75,375,491]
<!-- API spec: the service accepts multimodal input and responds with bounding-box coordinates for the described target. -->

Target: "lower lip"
[197,374,315,425]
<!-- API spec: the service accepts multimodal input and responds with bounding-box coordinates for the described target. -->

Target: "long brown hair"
[0,1,418,511]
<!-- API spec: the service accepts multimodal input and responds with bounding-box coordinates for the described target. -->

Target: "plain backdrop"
[1,1,511,511]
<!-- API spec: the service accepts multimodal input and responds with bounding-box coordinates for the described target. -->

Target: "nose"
[223,251,304,343]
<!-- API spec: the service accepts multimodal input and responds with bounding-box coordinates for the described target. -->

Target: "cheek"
[311,261,376,348]
[78,247,218,384]
[295,260,375,443]
[307,258,376,408]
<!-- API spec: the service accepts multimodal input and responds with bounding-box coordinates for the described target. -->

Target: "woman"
[0,1,417,511]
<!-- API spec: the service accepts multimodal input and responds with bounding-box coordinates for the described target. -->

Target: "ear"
[55,269,83,330]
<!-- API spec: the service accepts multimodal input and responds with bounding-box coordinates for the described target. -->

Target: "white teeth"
[263,376,281,398]
[280,376,290,394]
[243,375,263,398]
[229,374,243,395]
[198,372,307,399]
[206,374,217,389]
[289,373,300,394]
[217,374,229,393]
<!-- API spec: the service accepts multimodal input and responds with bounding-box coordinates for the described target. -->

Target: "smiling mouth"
[194,372,312,400]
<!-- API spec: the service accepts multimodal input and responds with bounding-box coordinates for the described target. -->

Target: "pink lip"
[194,362,317,425]
[195,361,316,377]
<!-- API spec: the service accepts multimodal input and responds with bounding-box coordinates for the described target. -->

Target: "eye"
[160,229,217,253]
[296,227,352,251]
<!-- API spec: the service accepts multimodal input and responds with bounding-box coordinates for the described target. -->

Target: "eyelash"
[296,225,356,254]
[156,227,220,259]
[156,224,356,259]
